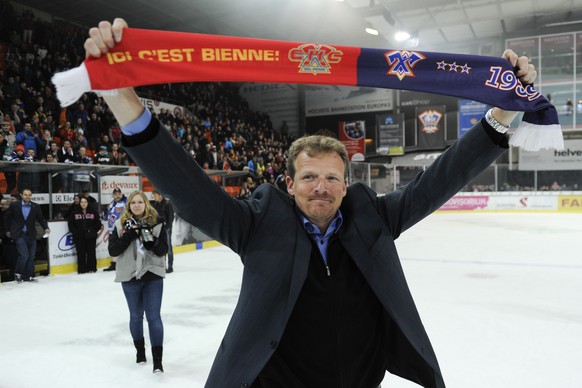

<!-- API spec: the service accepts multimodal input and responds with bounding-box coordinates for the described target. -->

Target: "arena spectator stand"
[0,2,293,204]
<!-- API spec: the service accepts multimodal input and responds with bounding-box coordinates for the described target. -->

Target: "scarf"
[52,28,562,151]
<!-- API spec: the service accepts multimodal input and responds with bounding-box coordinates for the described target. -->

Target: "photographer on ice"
[108,190,168,374]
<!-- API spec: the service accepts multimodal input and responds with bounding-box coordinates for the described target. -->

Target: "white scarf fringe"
[509,121,564,151]
[51,64,119,107]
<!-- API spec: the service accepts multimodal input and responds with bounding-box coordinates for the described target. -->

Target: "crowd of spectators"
[0,1,293,198]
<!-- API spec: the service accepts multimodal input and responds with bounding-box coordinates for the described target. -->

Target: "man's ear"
[286,175,295,196]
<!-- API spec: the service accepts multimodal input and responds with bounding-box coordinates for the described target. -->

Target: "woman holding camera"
[108,190,168,373]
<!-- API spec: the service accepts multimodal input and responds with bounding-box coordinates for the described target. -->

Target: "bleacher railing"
[348,162,582,194]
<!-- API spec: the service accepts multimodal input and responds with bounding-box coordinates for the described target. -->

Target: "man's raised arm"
[83,18,144,126]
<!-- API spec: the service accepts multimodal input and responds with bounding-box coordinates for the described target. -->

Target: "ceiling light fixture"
[365,27,379,36]
[394,31,411,41]
[544,20,582,27]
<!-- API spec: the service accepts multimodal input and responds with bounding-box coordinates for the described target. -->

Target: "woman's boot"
[134,338,147,364]
[152,346,164,373]
[103,262,116,271]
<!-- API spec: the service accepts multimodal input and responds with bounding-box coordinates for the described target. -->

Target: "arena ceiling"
[13,0,582,54]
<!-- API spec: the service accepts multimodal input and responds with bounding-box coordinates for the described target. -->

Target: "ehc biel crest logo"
[288,44,343,75]
[418,110,443,133]
[384,50,425,81]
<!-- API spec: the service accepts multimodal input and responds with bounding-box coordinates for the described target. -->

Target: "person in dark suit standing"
[4,188,50,283]
[85,19,537,388]
[0,197,17,281]
[150,190,174,273]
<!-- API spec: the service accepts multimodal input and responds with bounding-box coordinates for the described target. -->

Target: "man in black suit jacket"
[0,197,17,281]
[150,190,174,272]
[4,188,50,282]
[85,19,537,388]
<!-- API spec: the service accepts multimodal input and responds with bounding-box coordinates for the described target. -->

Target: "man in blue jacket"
[102,187,126,272]
[15,122,41,157]
[83,19,537,388]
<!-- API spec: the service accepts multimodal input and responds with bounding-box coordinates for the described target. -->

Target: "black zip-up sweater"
[255,235,388,388]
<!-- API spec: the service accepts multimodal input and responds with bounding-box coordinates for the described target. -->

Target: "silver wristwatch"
[485,108,509,134]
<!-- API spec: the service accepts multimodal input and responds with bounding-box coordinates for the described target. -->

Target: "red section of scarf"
[85,28,360,90]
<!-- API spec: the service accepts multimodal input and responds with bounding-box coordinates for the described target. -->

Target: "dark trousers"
[14,235,37,279]
[0,241,17,280]
[74,236,97,273]
[166,228,173,269]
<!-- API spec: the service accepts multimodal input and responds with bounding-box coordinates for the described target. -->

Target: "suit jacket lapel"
[284,215,312,319]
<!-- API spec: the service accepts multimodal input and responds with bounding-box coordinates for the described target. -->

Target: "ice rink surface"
[1,212,581,388]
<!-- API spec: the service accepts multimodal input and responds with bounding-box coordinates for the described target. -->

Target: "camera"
[124,218,155,243]
[138,223,155,243]
[135,219,155,243]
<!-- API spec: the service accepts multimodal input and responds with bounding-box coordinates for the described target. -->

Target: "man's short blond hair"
[287,135,349,180]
